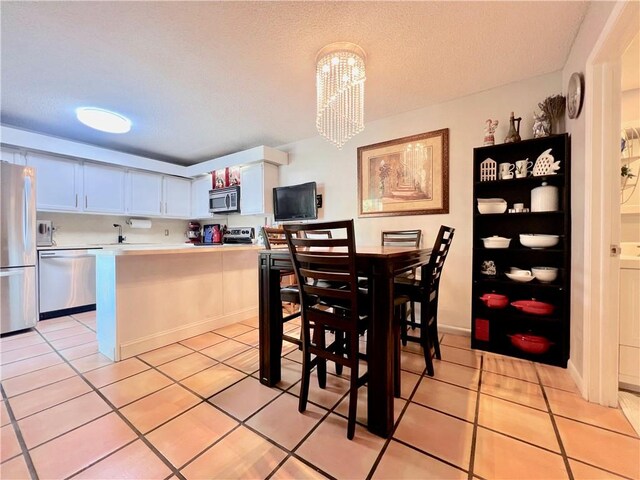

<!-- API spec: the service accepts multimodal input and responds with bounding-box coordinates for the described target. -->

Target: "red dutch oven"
[511,299,555,315]
[509,333,553,354]
[479,293,509,309]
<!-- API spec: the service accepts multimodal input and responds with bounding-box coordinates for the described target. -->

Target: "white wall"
[276,71,562,331]
[562,0,616,378]
[39,212,190,246]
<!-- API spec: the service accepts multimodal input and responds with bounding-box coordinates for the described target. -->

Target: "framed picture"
[357,128,449,217]
[213,168,228,189]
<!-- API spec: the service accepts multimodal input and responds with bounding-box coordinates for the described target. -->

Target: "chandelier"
[316,42,366,149]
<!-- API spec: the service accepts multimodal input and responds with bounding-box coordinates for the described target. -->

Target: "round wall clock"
[567,72,584,119]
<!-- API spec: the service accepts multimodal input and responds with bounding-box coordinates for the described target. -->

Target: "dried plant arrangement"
[539,95,566,121]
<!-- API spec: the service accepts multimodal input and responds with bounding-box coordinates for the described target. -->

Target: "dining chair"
[283,220,369,440]
[395,225,455,376]
[382,230,422,327]
[260,226,302,348]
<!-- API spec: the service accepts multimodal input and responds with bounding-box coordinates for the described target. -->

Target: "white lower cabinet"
[83,163,126,214]
[27,153,83,212]
[163,176,191,218]
[127,170,163,216]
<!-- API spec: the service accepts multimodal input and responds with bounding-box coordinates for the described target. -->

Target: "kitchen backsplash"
[38,212,190,246]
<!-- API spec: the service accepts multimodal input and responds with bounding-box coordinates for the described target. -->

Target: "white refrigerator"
[0,161,37,334]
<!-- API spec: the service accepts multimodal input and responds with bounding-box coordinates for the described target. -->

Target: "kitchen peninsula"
[95,244,260,361]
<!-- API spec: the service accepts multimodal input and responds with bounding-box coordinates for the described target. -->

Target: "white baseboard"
[118,307,257,360]
[567,358,586,398]
[439,324,471,336]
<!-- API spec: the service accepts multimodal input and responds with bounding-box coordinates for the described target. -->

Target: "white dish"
[505,272,537,283]
[531,266,558,283]
[477,198,506,203]
[509,268,532,277]
[520,234,559,249]
[482,236,511,248]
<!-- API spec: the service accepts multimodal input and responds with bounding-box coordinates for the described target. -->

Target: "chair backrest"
[301,230,333,239]
[261,226,287,249]
[283,221,360,329]
[425,225,455,292]
[381,230,421,247]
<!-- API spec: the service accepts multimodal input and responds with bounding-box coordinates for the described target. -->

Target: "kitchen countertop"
[93,243,261,256]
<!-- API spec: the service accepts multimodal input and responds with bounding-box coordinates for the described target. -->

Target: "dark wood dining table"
[257,245,432,438]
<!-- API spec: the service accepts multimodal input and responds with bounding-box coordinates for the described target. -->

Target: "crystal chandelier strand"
[316,43,366,149]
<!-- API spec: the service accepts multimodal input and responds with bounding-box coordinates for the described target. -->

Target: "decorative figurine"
[480,157,498,181]
[533,111,551,138]
[483,119,499,146]
[504,112,522,143]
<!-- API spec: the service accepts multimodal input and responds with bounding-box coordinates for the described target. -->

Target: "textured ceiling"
[1,1,589,165]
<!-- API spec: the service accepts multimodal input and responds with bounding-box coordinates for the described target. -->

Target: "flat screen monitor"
[273,182,318,222]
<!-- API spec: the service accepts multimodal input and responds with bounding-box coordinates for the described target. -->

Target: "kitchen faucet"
[113,224,126,244]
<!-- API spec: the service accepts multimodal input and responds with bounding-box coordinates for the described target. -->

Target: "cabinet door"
[83,163,126,214]
[26,153,82,211]
[190,174,213,219]
[240,162,278,216]
[163,176,191,218]
[128,171,163,216]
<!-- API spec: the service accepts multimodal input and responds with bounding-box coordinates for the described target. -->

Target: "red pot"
[479,293,509,309]
[511,300,555,315]
[509,333,553,355]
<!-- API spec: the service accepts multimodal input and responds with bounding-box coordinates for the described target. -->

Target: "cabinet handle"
[75,194,78,208]
[85,195,88,209]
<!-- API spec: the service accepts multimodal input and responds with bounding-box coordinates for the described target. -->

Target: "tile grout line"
[466,353,484,480]
[0,383,40,480]
[132,334,341,479]
[536,366,575,480]
[364,362,429,480]
[21,324,189,480]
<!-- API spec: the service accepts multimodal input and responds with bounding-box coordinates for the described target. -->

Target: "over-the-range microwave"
[209,186,240,214]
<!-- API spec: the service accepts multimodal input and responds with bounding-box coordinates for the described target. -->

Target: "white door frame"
[583,0,638,406]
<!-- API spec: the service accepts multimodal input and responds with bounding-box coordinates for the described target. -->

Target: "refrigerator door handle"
[23,176,32,252]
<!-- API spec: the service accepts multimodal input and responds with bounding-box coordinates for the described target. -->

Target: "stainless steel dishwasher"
[38,248,102,319]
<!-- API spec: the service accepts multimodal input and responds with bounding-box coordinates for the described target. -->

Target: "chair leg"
[394,330,401,398]
[431,319,441,360]
[410,300,416,329]
[334,330,344,376]
[421,309,435,377]
[400,303,408,347]
[313,325,327,389]
[299,334,312,413]
[347,333,359,440]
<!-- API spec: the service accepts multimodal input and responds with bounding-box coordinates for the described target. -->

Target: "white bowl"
[482,236,511,248]
[478,201,507,214]
[505,272,536,283]
[519,234,559,249]
[531,266,558,283]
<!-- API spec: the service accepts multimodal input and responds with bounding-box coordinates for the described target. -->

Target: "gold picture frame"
[357,128,449,217]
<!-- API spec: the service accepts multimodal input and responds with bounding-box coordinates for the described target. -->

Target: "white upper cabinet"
[83,163,126,214]
[27,153,83,212]
[190,174,213,219]
[163,176,191,218]
[240,162,278,216]
[127,170,163,216]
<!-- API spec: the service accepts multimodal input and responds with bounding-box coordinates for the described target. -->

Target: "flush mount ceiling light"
[75,107,132,134]
[316,42,366,149]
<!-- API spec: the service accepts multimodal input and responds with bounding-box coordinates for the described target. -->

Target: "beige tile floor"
[1,312,639,480]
